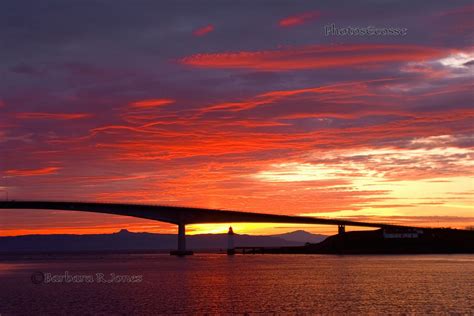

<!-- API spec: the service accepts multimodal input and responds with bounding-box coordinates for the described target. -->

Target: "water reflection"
[0,254,473,314]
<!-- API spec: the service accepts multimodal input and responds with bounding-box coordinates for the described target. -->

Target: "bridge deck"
[0,200,414,229]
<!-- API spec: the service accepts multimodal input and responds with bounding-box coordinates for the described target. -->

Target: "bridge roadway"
[0,200,415,255]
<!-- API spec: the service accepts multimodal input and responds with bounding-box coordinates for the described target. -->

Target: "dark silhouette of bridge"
[0,200,416,255]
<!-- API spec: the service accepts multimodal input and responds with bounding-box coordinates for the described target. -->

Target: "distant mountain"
[273,230,326,244]
[0,229,327,253]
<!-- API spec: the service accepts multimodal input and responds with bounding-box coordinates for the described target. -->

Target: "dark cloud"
[1,0,473,235]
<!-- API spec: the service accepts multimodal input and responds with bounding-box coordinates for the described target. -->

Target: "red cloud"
[129,98,175,108]
[435,3,474,17]
[89,108,471,163]
[180,44,449,70]
[279,11,320,27]
[434,4,474,35]
[200,78,398,113]
[193,24,214,37]
[6,167,61,176]
[16,112,92,120]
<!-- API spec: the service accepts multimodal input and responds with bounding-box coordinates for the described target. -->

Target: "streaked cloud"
[16,112,92,120]
[6,167,61,177]
[180,44,449,71]
[129,99,176,108]
[193,24,214,37]
[279,11,321,27]
[1,0,473,235]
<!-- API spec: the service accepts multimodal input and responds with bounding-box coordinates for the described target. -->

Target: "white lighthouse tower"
[227,226,235,255]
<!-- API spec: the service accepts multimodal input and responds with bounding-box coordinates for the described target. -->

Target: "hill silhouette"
[266,229,474,254]
[0,229,326,253]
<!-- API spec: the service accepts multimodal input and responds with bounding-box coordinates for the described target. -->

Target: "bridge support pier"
[338,225,346,235]
[170,223,193,256]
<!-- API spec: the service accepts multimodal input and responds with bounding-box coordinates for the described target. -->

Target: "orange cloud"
[180,44,450,70]
[6,167,61,176]
[279,11,320,27]
[129,98,175,108]
[16,112,92,120]
[88,105,474,166]
[193,24,214,37]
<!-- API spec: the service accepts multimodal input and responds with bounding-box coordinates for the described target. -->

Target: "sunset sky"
[0,1,473,236]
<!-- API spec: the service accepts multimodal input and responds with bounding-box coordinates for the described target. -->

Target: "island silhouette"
[1,228,472,255]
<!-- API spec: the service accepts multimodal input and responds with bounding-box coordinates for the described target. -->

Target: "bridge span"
[0,200,415,255]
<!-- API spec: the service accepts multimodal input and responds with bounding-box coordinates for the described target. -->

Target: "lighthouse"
[227,226,235,255]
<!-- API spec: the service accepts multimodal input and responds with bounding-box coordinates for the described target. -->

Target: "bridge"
[0,200,415,255]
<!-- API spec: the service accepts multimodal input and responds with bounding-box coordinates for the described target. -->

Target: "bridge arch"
[0,200,408,255]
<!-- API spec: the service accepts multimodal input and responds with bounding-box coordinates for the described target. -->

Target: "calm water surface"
[0,254,473,314]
